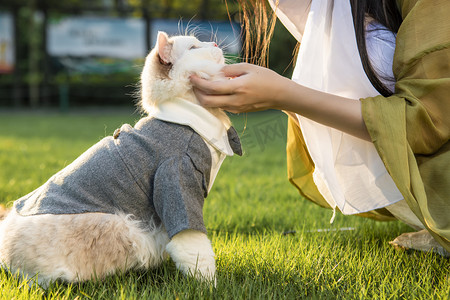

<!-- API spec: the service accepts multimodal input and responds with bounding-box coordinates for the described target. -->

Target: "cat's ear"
[156,31,173,65]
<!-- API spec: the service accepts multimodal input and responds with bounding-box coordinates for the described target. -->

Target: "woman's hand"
[190,63,289,113]
[191,62,371,141]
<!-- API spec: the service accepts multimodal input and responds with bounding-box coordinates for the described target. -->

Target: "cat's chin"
[215,54,225,65]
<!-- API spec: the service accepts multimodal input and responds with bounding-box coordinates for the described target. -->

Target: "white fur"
[0,210,170,287]
[166,229,216,284]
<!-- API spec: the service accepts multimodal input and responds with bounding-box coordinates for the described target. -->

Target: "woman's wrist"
[268,72,298,110]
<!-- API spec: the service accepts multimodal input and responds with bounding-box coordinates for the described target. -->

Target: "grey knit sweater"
[14,117,241,238]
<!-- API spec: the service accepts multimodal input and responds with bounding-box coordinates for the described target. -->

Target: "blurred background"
[0,0,297,111]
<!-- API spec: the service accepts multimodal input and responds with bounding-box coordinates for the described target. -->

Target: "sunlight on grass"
[0,110,448,299]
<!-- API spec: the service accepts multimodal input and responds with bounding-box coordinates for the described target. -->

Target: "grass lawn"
[0,109,448,299]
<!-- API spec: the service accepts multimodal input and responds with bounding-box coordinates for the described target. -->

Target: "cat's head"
[139,31,225,114]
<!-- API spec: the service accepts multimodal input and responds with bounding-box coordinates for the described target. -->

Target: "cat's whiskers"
[219,37,241,55]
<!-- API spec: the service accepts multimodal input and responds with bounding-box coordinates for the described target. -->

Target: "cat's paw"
[166,230,216,285]
[175,254,216,284]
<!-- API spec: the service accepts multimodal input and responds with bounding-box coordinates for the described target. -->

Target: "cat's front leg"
[165,229,216,284]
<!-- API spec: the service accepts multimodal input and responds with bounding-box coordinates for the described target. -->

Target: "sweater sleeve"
[361,0,450,251]
[153,155,208,239]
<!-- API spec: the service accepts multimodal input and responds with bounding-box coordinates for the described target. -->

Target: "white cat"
[0,31,242,287]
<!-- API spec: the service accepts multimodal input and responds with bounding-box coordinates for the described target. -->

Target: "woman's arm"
[191,63,371,141]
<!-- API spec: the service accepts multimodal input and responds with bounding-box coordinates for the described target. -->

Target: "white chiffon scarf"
[272,0,403,216]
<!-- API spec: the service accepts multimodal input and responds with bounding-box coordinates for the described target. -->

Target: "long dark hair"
[350,0,402,96]
[234,0,402,96]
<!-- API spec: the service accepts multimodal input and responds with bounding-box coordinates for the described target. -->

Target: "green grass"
[0,109,448,299]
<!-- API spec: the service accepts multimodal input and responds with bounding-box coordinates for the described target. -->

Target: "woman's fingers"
[220,63,250,77]
[190,75,242,95]
[190,63,252,94]
[190,75,223,94]
[193,86,259,113]
[192,87,234,108]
